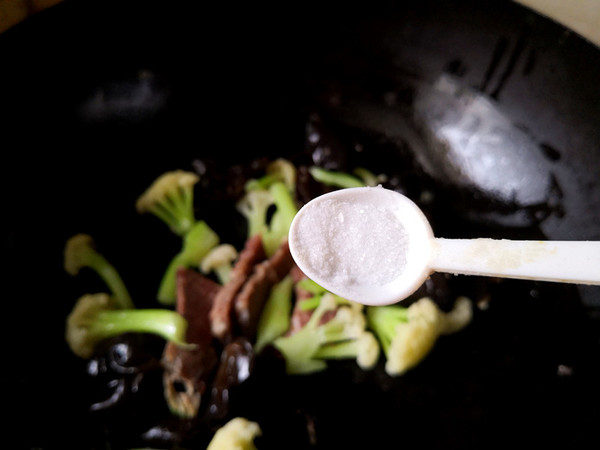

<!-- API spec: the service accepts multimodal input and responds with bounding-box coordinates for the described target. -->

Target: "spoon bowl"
[289,186,434,306]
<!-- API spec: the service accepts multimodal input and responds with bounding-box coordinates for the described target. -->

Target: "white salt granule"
[293,198,409,288]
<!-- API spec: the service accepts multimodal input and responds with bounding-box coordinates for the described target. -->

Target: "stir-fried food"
[63,150,474,446]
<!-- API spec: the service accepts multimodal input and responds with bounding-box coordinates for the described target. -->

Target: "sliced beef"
[209,234,266,342]
[163,237,295,421]
[162,268,222,418]
[233,239,295,340]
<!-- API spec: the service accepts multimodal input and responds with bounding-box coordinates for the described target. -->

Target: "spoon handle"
[430,238,600,285]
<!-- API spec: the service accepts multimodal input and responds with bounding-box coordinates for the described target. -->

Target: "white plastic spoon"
[288,186,600,306]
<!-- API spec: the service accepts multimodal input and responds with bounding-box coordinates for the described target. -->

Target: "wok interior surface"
[2,0,600,448]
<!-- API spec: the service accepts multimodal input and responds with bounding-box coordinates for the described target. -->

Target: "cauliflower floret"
[207,417,262,450]
[385,297,444,375]
[441,296,473,335]
[367,296,474,376]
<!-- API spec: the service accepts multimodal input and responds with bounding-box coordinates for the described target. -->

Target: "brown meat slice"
[162,267,222,418]
[234,239,295,340]
[209,234,266,342]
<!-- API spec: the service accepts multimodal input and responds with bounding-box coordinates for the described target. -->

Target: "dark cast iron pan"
[2,0,599,448]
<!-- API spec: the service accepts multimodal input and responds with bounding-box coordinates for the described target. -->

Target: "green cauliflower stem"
[272,293,378,375]
[236,188,273,241]
[352,167,386,186]
[261,181,298,256]
[237,159,298,256]
[308,166,365,188]
[254,275,294,353]
[238,157,296,226]
[157,220,220,304]
[237,180,298,257]
[64,234,134,310]
[272,295,334,374]
[136,170,200,236]
[295,278,362,312]
[66,293,192,359]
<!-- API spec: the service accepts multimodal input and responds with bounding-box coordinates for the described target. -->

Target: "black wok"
[2,0,600,448]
